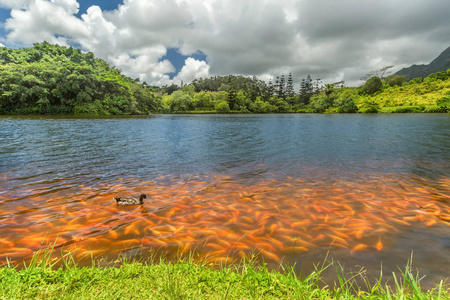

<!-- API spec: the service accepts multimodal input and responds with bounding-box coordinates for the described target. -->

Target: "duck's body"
[114,194,147,205]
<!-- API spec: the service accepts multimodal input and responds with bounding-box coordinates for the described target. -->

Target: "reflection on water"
[0,114,449,287]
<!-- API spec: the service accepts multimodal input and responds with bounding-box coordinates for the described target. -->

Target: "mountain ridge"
[395,46,450,80]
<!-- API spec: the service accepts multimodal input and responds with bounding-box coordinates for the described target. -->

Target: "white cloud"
[75,3,184,85]
[51,0,79,15]
[173,57,210,84]
[181,0,298,76]
[5,0,88,46]
[1,0,450,86]
[0,0,32,9]
[107,47,177,85]
[78,6,117,57]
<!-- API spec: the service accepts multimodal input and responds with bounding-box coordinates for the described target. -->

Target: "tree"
[161,95,173,113]
[277,100,290,112]
[286,73,295,97]
[0,42,160,115]
[313,77,322,94]
[264,79,274,100]
[211,91,228,104]
[360,76,383,95]
[311,94,332,113]
[215,101,230,112]
[193,91,213,110]
[385,74,407,87]
[181,84,195,96]
[359,100,379,113]
[250,98,277,113]
[164,84,179,95]
[299,74,314,104]
[227,89,237,110]
[274,76,280,97]
[277,74,286,99]
[170,91,194,111]
[235,90,249,111]
[336,97,358,113]
[324,83,335,96]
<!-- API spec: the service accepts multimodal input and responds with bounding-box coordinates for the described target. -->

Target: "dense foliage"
[1,43,449,115]
[160,69,450,114]
[355,70,450,113]
[360,76,383,95]
[0,42,158,115]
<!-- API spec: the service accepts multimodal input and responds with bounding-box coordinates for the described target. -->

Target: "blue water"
[0,114,449,287]
[1,114,449,185]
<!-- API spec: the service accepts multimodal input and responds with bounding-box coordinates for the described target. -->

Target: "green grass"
[0,249,448,299]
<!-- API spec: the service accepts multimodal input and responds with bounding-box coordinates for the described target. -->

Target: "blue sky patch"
[162,48,207,79]
[0,8,10,40]
[77,0,123,17]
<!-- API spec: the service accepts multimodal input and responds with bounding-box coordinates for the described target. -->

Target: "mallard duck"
[114,194,147,205]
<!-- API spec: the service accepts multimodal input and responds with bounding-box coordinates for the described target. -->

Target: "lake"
[0,114,449,287]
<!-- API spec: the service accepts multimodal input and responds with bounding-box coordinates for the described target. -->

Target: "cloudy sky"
[0,0,449,87]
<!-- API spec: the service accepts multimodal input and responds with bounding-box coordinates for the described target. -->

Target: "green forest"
[1,43,449,115]
[0,42,158,115]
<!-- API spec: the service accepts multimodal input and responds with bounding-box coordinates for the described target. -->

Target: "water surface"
[0,114,449,287]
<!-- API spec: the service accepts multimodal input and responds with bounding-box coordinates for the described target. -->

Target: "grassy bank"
[0,250,448,299]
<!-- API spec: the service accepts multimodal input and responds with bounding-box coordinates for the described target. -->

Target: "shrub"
[408,77,423,85]
[436,96,450,107]
[359,100,379,113]
[312,95,333,113]
[170,91,194,111]
[385,75,407,87]
[214,101,230,112]
[425,105,449,113]
[336,97,358,113]
[277,100,290,112]
[392,106,423,113]
[250,100,277,113]
[360,77,383,95]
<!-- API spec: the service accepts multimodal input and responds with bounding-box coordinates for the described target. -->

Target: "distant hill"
[0,42,158,115]
[395,46,450,80]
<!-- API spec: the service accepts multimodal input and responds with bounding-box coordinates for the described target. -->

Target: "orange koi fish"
[261,250,280,262]
[284,246,308,253]
[212,257,234,265]
[112,238,141,246]
[426,218,436,227]
[124,222,140,235]
[376,238,383,251]
[0,238,14,248]
[1,248,33,259]
[208,250,227,257]
[326,234,349,246]
[351,243,368,254]
[325,242,348,249]
[76,249,107,259]
[206,243,223,251]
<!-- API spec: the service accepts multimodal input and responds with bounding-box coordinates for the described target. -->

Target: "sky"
[0,0,449,87]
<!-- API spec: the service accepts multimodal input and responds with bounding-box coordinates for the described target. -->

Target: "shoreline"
[1,108,449,117]
[1,250,448,299]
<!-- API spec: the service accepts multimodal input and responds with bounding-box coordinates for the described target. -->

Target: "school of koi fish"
[0,171,449,267]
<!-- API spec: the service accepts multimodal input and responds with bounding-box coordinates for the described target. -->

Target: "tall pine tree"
[277,75,286,99]
[286,73,294,97]
[299,74,314,104]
